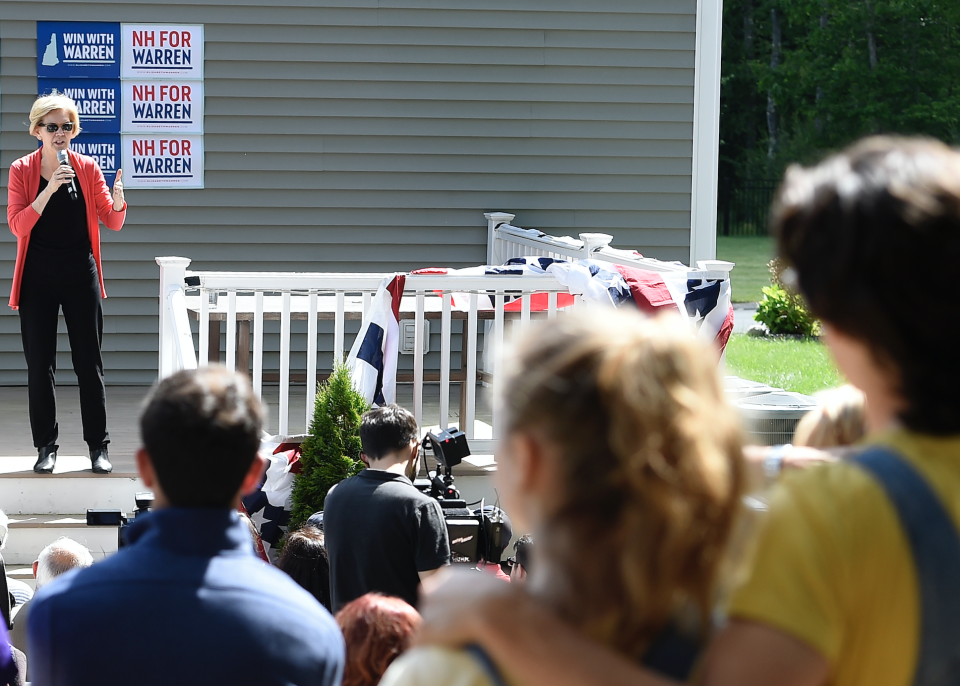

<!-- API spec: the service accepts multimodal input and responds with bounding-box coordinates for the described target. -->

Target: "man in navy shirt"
[27,367,344,686]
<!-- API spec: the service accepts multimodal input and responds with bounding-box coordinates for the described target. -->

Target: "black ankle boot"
[90,445,113,474]
[34,445,58,474]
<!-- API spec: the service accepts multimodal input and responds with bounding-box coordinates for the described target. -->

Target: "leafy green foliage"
[721,0,960,184]
[754,257,820,335]
[289,362,369,530]
[755,283,820,335]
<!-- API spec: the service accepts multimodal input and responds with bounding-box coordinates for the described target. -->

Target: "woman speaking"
[6,93,126,475]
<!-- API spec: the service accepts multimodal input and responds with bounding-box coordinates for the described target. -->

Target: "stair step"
[3,515,120,565]
[0,455,144,516]
[6,566,37,591]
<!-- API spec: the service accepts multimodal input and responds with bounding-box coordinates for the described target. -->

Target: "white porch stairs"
[0,455,145,565]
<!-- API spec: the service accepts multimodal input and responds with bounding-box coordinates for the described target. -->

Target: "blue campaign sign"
[39,79,121,134]
[37,22,121,79]
[70,134,121,188]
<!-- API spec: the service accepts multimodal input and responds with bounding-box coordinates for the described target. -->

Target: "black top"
[323,469,451,612]
[30,174,90,254]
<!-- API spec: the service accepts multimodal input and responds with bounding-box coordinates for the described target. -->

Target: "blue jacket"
[27,508,344,686]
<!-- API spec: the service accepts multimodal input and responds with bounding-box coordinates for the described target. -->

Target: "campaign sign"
[71,134,121,187]
[121,25,204,79]
[37,22,120,79]
[123,134,203,189]
[40,80,121,134]
[122,81,203,133]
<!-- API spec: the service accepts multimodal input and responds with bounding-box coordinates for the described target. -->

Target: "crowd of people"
[3,125,959,684]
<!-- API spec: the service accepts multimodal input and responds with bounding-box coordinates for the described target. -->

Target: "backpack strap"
[465,644,509,686]
[853,447,960,686]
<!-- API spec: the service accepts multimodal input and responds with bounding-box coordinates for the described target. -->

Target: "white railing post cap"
[484,212,516,223]
[579,233,614,252]
[697,260,735,273]
[155,256,192,268]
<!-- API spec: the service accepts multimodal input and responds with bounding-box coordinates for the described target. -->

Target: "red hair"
[335,593,422,686]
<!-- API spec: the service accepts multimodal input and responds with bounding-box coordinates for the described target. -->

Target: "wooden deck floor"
[0,383,493,474]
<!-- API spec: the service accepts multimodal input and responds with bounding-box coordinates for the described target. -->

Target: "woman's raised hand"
[112,169,125,210]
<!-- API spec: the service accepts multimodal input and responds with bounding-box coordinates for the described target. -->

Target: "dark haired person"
[279,526,332,611]
[26,367,345,686]
[508,534,533,583]
[411,136,960,686]
[324,404,450,612]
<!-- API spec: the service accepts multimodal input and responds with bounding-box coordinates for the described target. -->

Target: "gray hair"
[36,537,94,589]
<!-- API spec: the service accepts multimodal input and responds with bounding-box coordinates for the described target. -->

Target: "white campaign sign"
[123,134,203,189]
[120,24,203,78]
[122,80,203,133]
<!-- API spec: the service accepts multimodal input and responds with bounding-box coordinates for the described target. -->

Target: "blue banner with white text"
[37,22,121,79]
[39,79,120,134]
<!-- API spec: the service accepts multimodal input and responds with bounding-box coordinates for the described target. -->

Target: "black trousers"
[18,250,109,451]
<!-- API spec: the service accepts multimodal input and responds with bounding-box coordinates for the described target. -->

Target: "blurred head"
[496,310,743,654]
[360,404,419,468]
[335,593,422,686]
[774,136,960,434]
[278,527,331,611]
[793,384,866,449]
[138,367,265,508]
[34,537,94,590]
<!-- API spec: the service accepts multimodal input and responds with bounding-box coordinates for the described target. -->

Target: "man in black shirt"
[323,404,451,612]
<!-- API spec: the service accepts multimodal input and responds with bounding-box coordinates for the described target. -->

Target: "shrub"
[754,258,821,336]
[289,362,370,529]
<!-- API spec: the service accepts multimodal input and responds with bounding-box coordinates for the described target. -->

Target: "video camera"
[415,429,507,565]
[86,492,154,548]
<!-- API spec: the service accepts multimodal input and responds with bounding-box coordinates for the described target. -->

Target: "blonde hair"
[29,91,82,136]
[500,310,744,656]
[793,384,866,449]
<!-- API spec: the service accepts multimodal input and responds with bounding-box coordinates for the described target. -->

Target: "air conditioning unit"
[736,391,818,446]
[399,320,430,354]
[724,376,777,401]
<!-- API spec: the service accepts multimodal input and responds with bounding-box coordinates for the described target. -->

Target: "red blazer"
[7,147,126,309]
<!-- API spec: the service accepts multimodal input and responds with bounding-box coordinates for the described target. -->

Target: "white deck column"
[690,0,724,265]
[156,256,192,380]
[484,212,516,266]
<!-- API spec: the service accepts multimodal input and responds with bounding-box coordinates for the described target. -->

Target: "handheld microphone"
[56,150,78,201]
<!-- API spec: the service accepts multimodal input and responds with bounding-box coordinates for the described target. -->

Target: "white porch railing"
[157,257,570,455]
[485,211,734,281]
[158,212,733,455]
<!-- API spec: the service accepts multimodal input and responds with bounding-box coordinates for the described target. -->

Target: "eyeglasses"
[40,122,75,133]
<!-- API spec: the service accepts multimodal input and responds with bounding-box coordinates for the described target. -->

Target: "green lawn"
[717,236,775,303]
[724,334,844,396]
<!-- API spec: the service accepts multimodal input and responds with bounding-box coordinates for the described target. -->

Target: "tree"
[720,0,960,186]
[289,362,369,530]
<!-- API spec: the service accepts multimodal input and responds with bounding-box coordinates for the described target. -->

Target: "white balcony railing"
[157,211,734,456]
[157,256,569,455]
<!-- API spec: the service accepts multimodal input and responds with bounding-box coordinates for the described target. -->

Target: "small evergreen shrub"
[289,362,370,530]
[754,258,821,337]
